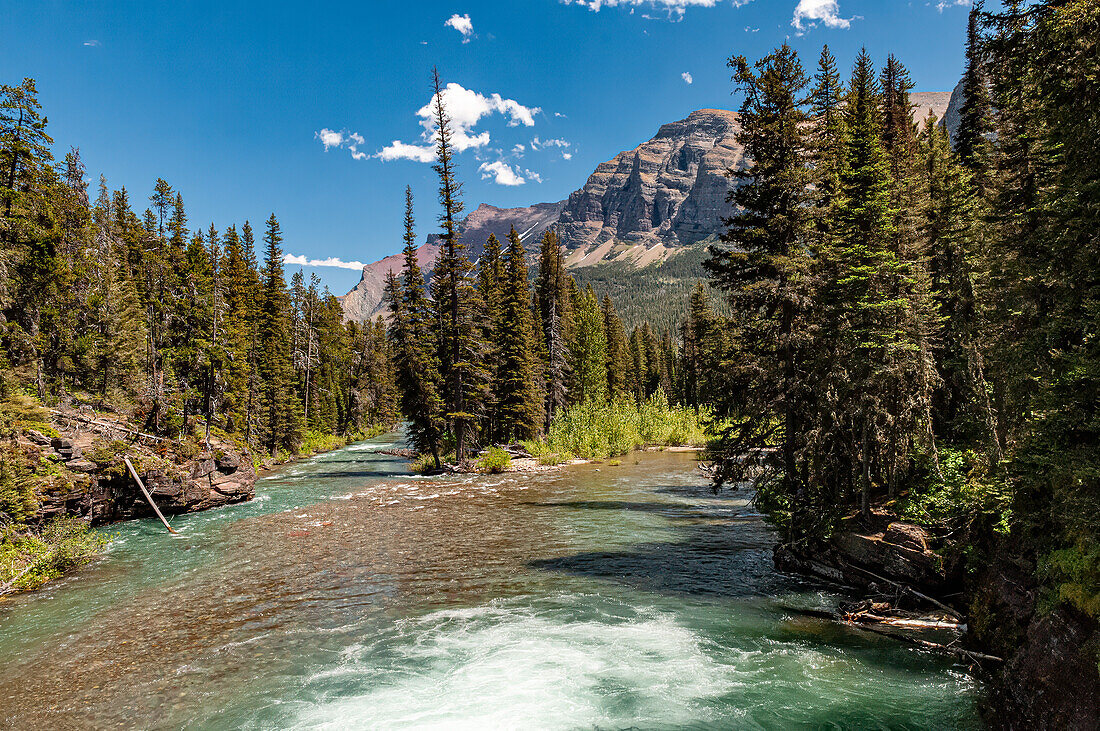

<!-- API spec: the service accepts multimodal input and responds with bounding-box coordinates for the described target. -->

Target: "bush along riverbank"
[401,392,709,475]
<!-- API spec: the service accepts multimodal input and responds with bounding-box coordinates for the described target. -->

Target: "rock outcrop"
[553,109,744,265]
[23,412,257,526]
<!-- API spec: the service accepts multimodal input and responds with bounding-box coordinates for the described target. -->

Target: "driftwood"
[852,620,1003,663]
[0,555,48,597]
[123,457,178,534]
[849,612,966,631]
[840,561,964,620]
[49,409,168,443]
[783,606,1001,664]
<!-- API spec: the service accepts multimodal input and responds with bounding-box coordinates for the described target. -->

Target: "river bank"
[771,505,1100,727]
[1,405,390,597]
[0,440,981,727]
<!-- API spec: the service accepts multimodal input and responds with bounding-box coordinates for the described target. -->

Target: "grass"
[537,391,709,460]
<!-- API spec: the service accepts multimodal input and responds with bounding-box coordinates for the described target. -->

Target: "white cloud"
[562,0,750,17]
[445,13,475,42]
[524,169,544,183]
[531,136,571,150]
[283,254,365,270]
[316,128,372,161]
[376,140,437,163]
[793,0,853,31]
[83,39,101,47]
[478,161,526,186]
[513,143,526,154]
[562,152,573,160]
[376,82,540,163]
[936,0,970,11]
[681,71,693,84]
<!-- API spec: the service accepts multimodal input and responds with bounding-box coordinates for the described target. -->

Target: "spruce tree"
[493,227,543,440]
[388,187,444,468]
[704,44,814,496]
[257,213,301,455]
[428,68,485,461]
[602,295,629,400]
[955,3,992,189]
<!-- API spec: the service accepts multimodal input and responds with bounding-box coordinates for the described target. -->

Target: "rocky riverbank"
[773,511,1100,728]
[22,409,255,526]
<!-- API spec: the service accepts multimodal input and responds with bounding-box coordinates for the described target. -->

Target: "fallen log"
[853,621,1003,664]
[49,410,168,443]
[123,457,178,534]
[839,561,964,619]
[849,612,966,631]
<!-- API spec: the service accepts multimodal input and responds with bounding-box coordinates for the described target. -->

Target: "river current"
[0,432,980,729]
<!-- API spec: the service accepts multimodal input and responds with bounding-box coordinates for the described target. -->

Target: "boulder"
[884,522,931,552]
[25,429,51,446]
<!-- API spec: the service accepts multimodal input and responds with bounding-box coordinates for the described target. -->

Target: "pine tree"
[602,295,629,400]
[428,68,486,461]
[388,187,445,468]
[705,44,814,496]
[809,45,847,238]
[569,286,608,404]
[955,2,992,189]
[494,227,543,440]
[256,213,301,454]
[535,230,572,427]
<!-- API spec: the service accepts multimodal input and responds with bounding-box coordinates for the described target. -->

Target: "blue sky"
[5,0,974,294]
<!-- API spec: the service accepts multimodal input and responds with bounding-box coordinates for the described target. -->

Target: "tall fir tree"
[256,213,301,454]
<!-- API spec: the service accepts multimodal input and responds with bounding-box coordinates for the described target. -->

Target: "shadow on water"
[526,492,795,599]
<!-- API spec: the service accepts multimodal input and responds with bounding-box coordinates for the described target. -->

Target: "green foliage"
[0,517,108,594]
[542,391,708,459]
[896,447,1012,533]
[1039,541,1100,620]
[476,446,512,474]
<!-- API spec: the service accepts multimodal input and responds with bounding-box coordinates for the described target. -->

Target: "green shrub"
[477,447,512,474]
[0,517,108,594]
[538,391,709,460]
[1039,540,1100,619]
[897,447,1012,533]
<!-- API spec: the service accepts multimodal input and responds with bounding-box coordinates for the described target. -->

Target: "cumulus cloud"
[793,0,854,31]
[445,13,475,42]
[562,152,573,160]
[283,254,365,270]
[681,71,693,84]
[478,161,526,186]
[562,0,751,17]
[376,82,540,163]
[936,0,971,11]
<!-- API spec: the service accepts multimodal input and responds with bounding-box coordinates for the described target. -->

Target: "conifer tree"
[705,44,814,495]
[569,286,608,404]
[955,3,992,188]
[602,295,629,400]
[428,68,485,460]
[535,231,572,426]
[256,213,301,454]
[494,227,543,440]
[388,187,445,468]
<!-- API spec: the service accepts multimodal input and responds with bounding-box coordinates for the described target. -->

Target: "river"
[0,432,980,729]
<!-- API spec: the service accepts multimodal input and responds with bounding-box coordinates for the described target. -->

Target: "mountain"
[344,95,953,324]
[554,109,743,267]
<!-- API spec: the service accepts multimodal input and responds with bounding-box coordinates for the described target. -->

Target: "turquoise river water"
[0,432,981,728]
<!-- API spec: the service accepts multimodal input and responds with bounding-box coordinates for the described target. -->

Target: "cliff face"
[554,109,743,266]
